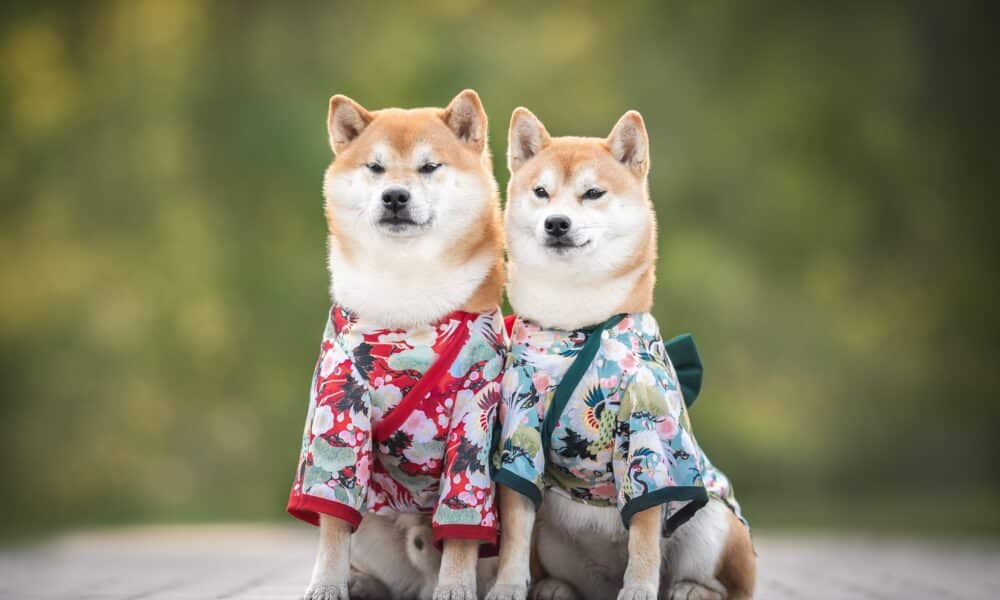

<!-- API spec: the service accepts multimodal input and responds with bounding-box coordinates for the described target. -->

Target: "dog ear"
[441,89,488,154]
[606,110,649,176]
[508,107,550,173]
[328,95,372,155]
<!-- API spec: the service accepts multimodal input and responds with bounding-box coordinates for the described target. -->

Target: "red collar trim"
[370,310,480,442]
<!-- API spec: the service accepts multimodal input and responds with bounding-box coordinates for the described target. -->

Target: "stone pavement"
[1,525,997,599]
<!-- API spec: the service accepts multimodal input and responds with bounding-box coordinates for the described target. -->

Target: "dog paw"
[303,581,349,600]
[433,583,476,600]
[617,583,657,600]
[348,572,389,599]
[668,581,723,600]
[530,578,579,600]
[486,582,528,600]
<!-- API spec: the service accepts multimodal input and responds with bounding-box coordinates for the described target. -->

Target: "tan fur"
[605,111,656,315]
[324,202,353,261]
[504,109,656,331]
[715,509,756,599]
[493,109,668,600]
[529,524,545,583]
[495,108,757,600]
[307,90,504,600]
[436,538,481,597]
[622,506,663,594]
[508,138,638,199]
[488,486,537,598]
[455,181,505,313]
[462,255,505,314]
[324,99,504,311]
[305,515,352,599]
[612,216,656,315]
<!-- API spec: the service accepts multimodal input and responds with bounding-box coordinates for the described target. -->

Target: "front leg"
[305,514,352,600]
[486,486,537,600]
[618,506,662,600]
[434,538,480,600]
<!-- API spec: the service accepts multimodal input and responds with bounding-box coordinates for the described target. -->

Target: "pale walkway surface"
[1,525,998,599]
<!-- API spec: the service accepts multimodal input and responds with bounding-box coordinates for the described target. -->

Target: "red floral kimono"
[287,305,506,551]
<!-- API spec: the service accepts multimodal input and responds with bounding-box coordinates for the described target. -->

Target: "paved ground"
[1,525,998,599]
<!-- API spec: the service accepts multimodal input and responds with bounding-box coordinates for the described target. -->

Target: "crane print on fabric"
[494,313,745,532]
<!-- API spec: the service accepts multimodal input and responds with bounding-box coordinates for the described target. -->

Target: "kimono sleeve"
[493,357,546,508]
[612,374,708,531]
[431,313,506,552]
[287,326,373,530]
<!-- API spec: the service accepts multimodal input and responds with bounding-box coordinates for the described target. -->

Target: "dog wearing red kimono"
[287,90,505,600]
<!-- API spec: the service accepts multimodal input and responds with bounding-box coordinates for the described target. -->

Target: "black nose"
[544,214,572,237]
[382,188,410,212]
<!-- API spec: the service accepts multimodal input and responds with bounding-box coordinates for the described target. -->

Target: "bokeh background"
[1,1,997,541]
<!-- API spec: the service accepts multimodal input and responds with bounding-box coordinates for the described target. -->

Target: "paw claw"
[617,584,657,600]
[486,583,528,600]
[433,583,477,600]
[303,582,349,600]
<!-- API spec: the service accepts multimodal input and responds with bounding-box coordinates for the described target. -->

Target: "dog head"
[323,90,494,244]
[505,107,655,283]
[321,90,504,326]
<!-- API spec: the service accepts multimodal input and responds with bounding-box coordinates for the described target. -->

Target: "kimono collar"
[508,312,705,409]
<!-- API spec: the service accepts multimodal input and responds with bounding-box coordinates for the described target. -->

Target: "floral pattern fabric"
[288,305,506,549]
[494,313,744,531]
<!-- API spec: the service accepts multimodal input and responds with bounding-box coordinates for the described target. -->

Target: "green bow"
[664,333,703,408]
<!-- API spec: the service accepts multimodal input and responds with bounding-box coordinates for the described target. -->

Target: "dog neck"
[328,214,503,329]
[507,261,653,331]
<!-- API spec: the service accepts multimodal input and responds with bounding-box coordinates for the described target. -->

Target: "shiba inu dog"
[292,90,505,600]
[486,109,756,600]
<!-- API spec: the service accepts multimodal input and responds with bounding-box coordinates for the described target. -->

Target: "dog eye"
[582,188,606,200]
[418,162,441,174]
[533,186,549,199]
[366,163,385,174]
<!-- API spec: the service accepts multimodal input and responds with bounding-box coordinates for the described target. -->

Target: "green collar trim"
[494,469,543,509]
[537,315,705,457]
[620,485,709,530]
[540,314,626,456]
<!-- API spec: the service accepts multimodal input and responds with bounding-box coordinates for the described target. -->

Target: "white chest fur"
[328,238,492,329]
[506,261,643,330]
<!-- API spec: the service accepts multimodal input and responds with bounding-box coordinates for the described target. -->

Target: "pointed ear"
[441,89,488,153]
[327,95,372,155]
[508,107,550,173]
[606,110,649,176]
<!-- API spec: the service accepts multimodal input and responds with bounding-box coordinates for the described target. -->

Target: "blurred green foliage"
[1,1,997,539]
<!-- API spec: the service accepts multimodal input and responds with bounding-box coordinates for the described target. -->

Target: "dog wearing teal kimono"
[485,109,756,600]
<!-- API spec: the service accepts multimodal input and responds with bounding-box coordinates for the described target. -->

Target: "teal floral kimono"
[493,313,745,532]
